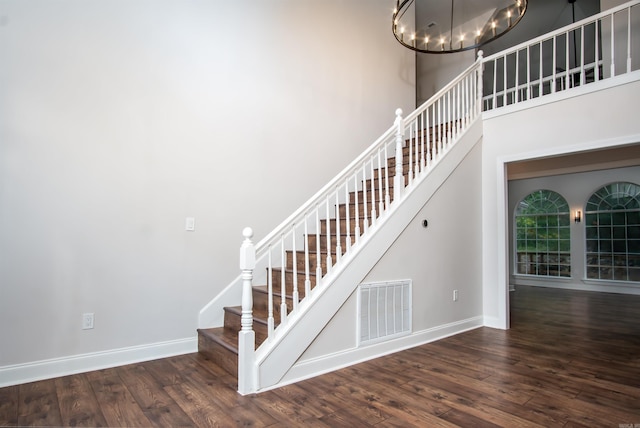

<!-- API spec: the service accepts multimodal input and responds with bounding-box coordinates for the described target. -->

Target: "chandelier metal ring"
[392,0,528,54]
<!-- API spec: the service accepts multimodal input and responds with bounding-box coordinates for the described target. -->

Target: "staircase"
[196,0,640,394]
[194,51,483,394]
[197,139,431,377]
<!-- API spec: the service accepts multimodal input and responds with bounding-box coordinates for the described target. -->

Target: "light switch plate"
[185,217,195,231]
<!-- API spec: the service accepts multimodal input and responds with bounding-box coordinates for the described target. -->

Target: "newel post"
[393,108,405,199]
[238,227,257,394]
[477,50,484,115]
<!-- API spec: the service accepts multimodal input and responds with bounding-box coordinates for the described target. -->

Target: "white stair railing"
[483,0,640,111]
[236,52,484,394]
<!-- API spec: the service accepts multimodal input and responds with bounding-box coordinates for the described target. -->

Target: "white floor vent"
[357,280,412,346]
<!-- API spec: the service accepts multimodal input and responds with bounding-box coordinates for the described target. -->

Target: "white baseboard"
[263,316,483,393]
[516,279,640,296]
[483,315,507,329]
[0,337,198,388]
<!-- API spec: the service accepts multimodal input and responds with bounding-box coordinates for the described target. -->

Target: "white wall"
[0,0,415,381]
[508,165,640,294]
[482,78,640,329]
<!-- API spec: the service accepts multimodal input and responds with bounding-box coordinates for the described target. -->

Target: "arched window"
[515,190,571,277]
[585,182,640,282]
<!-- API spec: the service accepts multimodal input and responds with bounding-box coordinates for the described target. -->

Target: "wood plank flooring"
[1,285,639,427]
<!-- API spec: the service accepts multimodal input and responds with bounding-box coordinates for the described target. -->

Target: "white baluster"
[456,81,460,138]
[466,75,471,120]
[416,118,421,169]
[435,99,440,155]
[456,81,461,137]
[552,37,557,93]
[420,112,426,170]
[335,187,342,263]
[304,216,311,297]
[426,105,431,167]
[444,93,447,147]
[464,74,468,126]
[450,85,455,139]
[527,46,532,99]
[325,196,333,272]
[369,156,377,224]
[442,96,447,150]
[595,19,600,81]
[460,77,465,123]
[566,30,570,89]
[353,173,361,241]
[503,53,508,106]
[267,247,274,337]
[377,149,384,214]
[447,90,451,146]
[408,120,413,186]
[238,227,256,395]
[416,117,421,172]
[465,72,470,123]
[539,43,543,96]
[515,49,520,101]
[384,143,390,208]
[611,13,615,77]
[492,57,498,107]
[361,164,368,232]
[467,74,472,124]
[580,25,585,86]
[454,84,457,136]
[291,225,298,310]
[627,6,632,73]
[450,88,453,133]
[468,72,473,116]
[469,72,474,117]
[345,178,352,252]
[315,206,322,279]
[438,98,443,152]
[280,235,287,324]
[393,108,404,201]
[477,51,484,117]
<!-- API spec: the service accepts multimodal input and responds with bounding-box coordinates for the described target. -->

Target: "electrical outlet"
[82,313,94,330]
[453,290,459,302]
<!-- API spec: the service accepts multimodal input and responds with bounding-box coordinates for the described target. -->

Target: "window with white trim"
[585,182,640,282]
[515,190,571,277]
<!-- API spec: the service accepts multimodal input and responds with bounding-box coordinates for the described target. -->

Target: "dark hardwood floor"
[2,285,640,427]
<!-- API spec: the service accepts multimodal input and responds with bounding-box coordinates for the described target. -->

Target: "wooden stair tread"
[269,267,318,275]
[253,283,313,299]
[197,327,238,353]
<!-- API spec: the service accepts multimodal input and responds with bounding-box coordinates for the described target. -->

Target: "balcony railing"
[483,0,640,111]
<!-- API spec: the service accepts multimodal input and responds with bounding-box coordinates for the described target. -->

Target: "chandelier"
[392,0,528,54]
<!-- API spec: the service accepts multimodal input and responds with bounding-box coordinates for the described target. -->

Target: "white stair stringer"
[253,119,483,392]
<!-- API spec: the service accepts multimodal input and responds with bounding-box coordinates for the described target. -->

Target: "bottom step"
[197,328,238,378]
